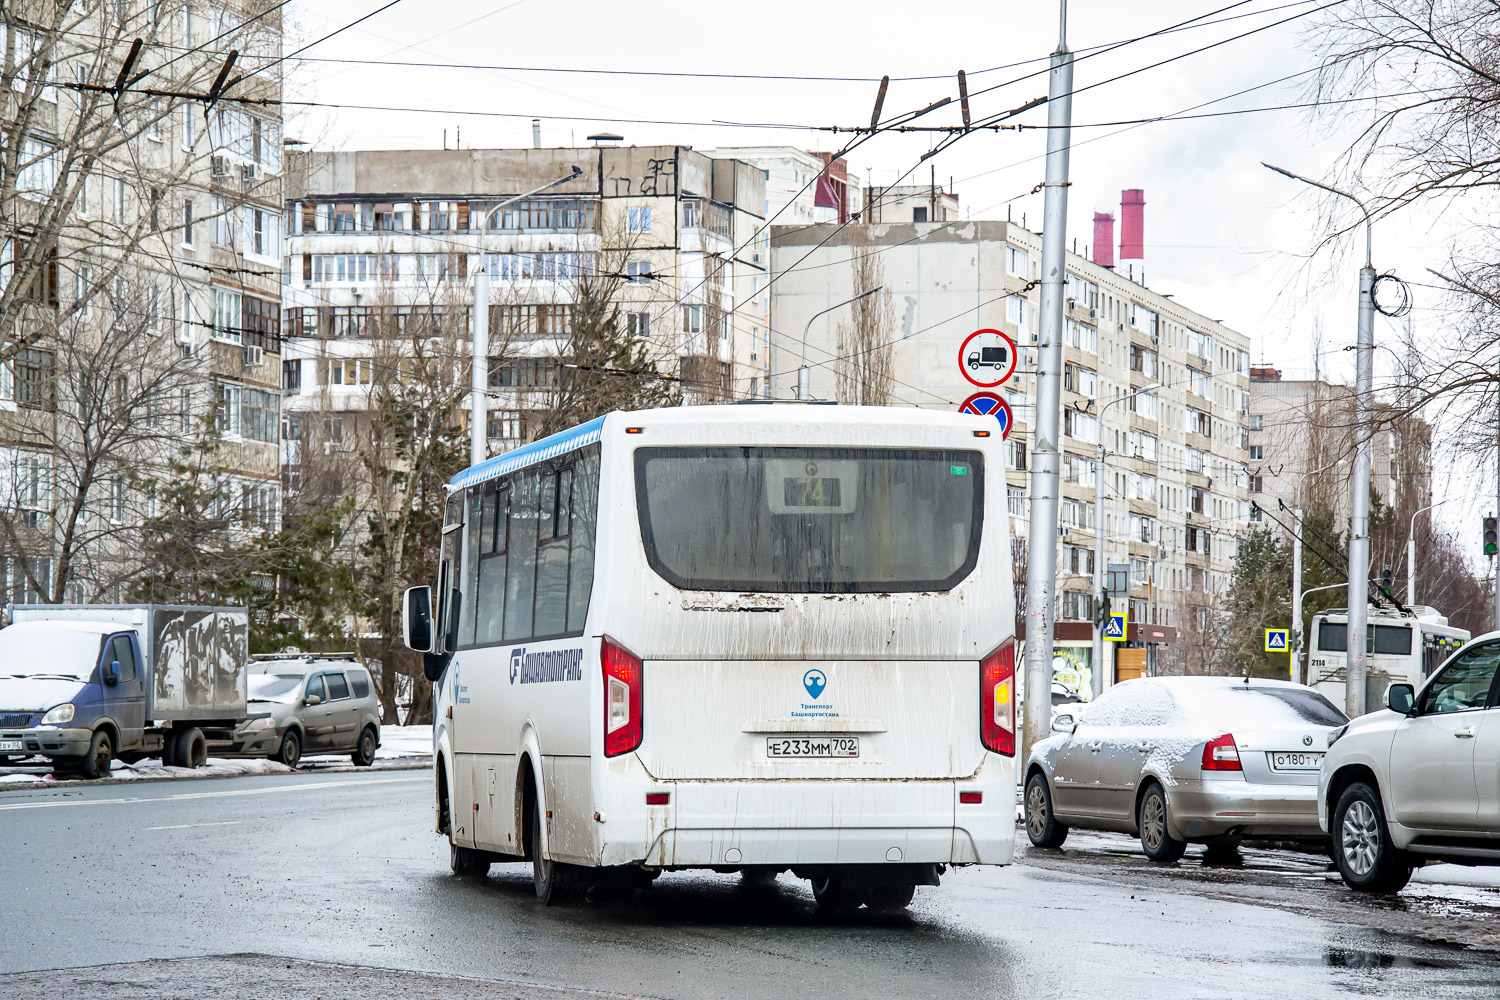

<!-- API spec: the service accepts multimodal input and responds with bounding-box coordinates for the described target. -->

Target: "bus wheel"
[450,841,489,877]
[531,804,560,905]
[811,874,866,915]
[866,884,916,914]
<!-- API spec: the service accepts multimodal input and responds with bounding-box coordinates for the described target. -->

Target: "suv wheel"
[351,726,377,767]
[1332,781,1413,893]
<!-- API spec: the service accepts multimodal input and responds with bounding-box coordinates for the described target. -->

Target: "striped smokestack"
[1092,212,1115,268]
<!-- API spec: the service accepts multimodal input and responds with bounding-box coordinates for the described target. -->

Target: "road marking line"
[0,776,423,812]
[145,820,243,830]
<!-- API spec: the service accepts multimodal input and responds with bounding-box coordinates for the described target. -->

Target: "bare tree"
[1,276,204,602]
[834,231,896,406]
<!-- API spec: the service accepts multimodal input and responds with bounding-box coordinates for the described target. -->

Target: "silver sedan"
[1024,676,1348,861]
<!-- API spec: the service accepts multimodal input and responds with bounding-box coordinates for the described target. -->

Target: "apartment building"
[863,182,960,223]
[708,147,862,225]
[0,2,284,606]
[279,144,768,460]
[770,220,1253,686]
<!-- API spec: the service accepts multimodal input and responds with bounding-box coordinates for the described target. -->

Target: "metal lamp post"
[469,166,584,466]
[1089,382,1158,700]
[797,286,883,400]
[1405,499,1448,607]
[1263,163,1375,717]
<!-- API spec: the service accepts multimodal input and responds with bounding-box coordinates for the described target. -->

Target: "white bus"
[403,404,1017,911]
[1306,605,1470,714]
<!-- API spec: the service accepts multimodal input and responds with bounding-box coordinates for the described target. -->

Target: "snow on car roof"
[1086,675,1346,729]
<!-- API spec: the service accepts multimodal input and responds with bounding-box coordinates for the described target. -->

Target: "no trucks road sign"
[958,391,1013,439]
[958,329,1019,389]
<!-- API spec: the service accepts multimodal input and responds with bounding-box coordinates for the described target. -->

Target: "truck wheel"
[351,726,377,767]
[160,728,181,767]
[177,728,207,769]
[80,730,113,780]
[277,730,301,769]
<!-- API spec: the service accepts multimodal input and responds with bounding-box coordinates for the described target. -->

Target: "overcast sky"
[283,0,1482,551]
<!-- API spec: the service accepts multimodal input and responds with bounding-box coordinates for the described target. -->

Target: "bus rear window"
[634,447,983,594]
[1316,621,1412,655]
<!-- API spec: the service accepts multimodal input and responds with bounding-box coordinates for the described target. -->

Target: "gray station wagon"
[233,654,381,768]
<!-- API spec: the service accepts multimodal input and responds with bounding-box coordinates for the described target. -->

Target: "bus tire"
[530,803,560,905]
[866,883,916,914]
[811,874,866,915]
[450,841,489,877]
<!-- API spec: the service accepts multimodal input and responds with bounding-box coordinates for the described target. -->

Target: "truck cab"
[0,621,145,778]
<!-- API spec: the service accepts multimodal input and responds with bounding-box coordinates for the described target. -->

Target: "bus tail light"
[603,636,643,757]
[980,640,1016,756]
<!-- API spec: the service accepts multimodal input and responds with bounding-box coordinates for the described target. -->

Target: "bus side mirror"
[403,586,435,654]
[1385,683,1415,715]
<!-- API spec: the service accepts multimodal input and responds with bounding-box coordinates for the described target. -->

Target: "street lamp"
[469,166,584,466]
[1264,162,1376,718]
[1088,382,1157,699]
[1405,498,1450,607]
[1288,457,1344,686]
[797,286,883,400]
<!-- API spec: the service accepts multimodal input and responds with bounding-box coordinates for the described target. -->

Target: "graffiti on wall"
[152,609,247,714]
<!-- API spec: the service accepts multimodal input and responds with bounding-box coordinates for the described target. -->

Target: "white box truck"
[0,605,250,777]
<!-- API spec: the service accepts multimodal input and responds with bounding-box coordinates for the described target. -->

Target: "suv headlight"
[40,704,75,725]
[1327,724,1348,748]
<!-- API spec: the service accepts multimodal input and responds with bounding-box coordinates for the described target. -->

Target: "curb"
[0,755,433,794]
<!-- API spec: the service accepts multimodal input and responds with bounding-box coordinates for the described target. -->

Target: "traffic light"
[1486,516,1498,557]
[1379,566,1393,597]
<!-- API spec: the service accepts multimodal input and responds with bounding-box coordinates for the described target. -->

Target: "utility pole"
[1022,1,1074,758]
[1291,504,1304,683]
[1263,163,1374,717]
[1092,444,1105,700]
[470,268,489,467]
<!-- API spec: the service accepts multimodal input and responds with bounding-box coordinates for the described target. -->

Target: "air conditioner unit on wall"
[243,345,263,367]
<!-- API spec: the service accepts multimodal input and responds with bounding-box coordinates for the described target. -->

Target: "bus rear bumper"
[598,764,1016,868]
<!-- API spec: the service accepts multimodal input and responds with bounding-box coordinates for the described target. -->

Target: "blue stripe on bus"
[448,415,608,491]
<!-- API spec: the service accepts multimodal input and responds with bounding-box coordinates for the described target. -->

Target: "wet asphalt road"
[3,768,1499,1000]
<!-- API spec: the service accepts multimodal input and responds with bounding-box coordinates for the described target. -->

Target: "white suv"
[1319,633,1500,892]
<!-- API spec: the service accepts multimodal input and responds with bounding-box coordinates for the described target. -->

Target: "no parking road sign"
[958,391,1013,439]
[1265,628,1290,653]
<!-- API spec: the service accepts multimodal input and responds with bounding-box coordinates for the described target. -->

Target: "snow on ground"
[0,724,434,789]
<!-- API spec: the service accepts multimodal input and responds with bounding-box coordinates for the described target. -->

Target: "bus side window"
[459,486,482,646]
[503,472,541,642]
[566,451,600,633]
[476,485,509,646]
[534,470,570,637]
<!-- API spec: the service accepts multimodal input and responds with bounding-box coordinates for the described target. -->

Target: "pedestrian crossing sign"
[1104,613,1127,642]
[1265,628,1290,653]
